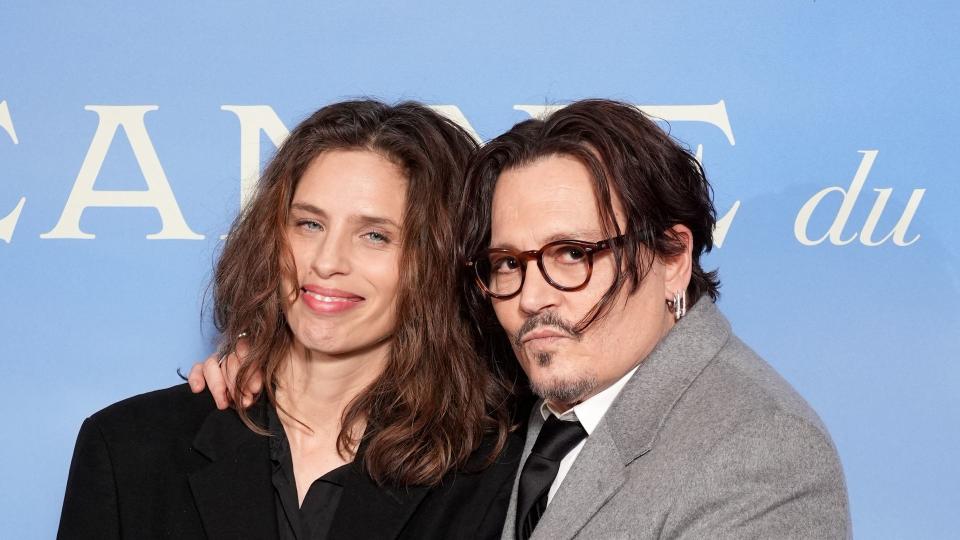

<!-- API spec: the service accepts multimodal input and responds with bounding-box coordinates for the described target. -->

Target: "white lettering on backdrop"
[795,150,924,246]
[0,101,925,246]
[221,106,291,211]
[428,106,483,143]
[40,106,203,240]
[0,101,25,243]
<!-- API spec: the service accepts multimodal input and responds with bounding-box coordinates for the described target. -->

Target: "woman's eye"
[363,231,390,243]
[297,220,322,231]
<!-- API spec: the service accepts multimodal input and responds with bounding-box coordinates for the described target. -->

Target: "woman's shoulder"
[399,429,525,539]
[464,426,526,471]
[86,383,219,442]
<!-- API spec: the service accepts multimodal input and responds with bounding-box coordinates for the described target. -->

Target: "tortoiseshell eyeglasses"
[467,236,623,299]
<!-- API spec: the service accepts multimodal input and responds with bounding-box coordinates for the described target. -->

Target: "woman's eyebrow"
[352,215,401,229]
[290,203,400,229]
[290,202,327,217]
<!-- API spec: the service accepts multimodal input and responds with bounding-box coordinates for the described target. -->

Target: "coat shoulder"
[87,383,218,445]
[649,331,851,536]
[701,333,830,436]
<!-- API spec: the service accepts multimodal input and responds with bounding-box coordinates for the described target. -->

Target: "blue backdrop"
[2,2,958,537]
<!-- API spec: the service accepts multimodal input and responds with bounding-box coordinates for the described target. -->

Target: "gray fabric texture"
[500,300,851,540]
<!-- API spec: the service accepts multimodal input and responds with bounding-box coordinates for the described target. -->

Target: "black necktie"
[515,415,588,540]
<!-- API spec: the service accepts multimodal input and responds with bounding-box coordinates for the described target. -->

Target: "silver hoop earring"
[668,290,686,321]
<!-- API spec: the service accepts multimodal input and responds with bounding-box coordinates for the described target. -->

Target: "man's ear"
[662,224,693,298]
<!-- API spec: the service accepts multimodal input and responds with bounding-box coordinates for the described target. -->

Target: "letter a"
[41,106,203,240]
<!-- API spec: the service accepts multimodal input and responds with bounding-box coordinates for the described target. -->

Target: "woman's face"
[284,149,406,358]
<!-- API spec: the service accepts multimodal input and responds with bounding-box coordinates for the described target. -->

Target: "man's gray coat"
[501,300,851,539]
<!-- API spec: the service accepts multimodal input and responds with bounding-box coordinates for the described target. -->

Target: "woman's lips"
[300,286,364,314]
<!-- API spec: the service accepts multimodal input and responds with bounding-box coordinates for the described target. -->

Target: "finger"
[250,371,263,395]
[223,352,240,397]
[224,353,261,409]
[239,370,264,409]
[228,338,255,407]
[187,363,206,393]
[235,338,251,358]
[203,354,230,410]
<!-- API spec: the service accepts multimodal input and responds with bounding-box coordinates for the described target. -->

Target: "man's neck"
[542,363,642,431]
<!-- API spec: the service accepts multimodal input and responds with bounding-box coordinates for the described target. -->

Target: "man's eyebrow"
[541,229,605,244]
[489,229,606,250]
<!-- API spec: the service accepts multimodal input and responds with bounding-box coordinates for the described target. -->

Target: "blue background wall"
[2,2,958,537]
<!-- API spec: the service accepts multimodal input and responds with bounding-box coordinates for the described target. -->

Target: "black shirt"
[268,404,352,540]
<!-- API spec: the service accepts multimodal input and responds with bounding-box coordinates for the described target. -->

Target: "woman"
[58,100,522,540]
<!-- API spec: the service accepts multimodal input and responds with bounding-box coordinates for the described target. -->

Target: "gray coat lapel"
[531,422,626,540]
[513,300,731,539]
[604,300,730,463]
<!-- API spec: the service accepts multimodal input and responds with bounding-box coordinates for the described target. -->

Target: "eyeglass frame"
[466,235,624,299]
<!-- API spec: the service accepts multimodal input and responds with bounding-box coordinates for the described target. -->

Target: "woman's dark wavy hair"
[213,99,511,486]
[458,99,720,363]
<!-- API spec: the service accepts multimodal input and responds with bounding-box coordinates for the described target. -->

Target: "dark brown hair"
[213,99,510,486]
[458,98,720,351]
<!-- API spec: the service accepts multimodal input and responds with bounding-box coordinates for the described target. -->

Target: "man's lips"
[520,327,572,344]
[300,285,364,314]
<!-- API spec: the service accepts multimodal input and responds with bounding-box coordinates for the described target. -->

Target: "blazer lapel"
[603,300,731,463]
[187,402,277,540]
[531,422,626,540]
[326,462,430,539]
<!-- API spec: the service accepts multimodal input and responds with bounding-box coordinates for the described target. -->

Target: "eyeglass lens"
[480,243,590,295]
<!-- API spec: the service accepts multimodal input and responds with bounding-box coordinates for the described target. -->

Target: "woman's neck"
[274,339,389,439]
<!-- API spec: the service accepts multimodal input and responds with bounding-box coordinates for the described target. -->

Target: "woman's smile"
[300,285,365,314]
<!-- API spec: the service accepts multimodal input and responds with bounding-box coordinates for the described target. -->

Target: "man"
[458,99,851,539]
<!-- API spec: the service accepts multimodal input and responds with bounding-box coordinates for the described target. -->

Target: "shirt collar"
[540,364,640,435]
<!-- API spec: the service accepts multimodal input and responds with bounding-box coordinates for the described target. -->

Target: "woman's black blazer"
[57,384,524,539]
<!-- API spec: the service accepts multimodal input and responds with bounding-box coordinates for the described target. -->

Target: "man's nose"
[517,260,562,315]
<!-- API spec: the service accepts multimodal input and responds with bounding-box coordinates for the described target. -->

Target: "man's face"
[489,155,679,410]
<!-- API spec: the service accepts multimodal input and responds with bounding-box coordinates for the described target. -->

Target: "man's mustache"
[513,311,581,348]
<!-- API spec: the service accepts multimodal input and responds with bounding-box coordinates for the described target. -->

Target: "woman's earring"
[668,290,686,321]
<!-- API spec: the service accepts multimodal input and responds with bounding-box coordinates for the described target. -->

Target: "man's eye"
[491,256,519,273]
[560,247,586,262]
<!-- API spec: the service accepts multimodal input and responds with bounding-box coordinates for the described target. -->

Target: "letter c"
[0,100,26,243]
